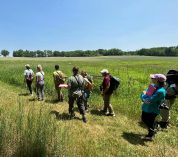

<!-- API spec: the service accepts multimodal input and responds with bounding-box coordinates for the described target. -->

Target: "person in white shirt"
[36,64,45,101]
[24,64,34,95]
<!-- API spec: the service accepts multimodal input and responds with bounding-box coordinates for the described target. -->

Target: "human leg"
[68,96,75,117]
[40,84,44,100]
[36,84,40,100]
[141,111,157,138]
[160,99,175,128]
[103,94,115,116]
[102,95,109,114]
[26,80,33,94]
[77,96,85,115]
[83,91,89,110]
[77,97,87,123]
[59,88,64,101]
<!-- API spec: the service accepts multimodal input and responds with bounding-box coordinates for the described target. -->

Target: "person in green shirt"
[67,66,87,123]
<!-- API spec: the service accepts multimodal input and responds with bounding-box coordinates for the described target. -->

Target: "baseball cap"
[150,74,166,82]
[100,69,109,74]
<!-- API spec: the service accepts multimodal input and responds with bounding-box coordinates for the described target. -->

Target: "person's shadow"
[138,121,147,129]
[50,110,81,121]
[18,93,29,96]
[122,132,147,146]
[90,109,104,116]
[45,99,62,104]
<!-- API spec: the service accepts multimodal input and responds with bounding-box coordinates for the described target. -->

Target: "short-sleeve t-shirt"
[24,69,34,81]
[67,74,84,96]
[102,75,112,95]
[36,71,45,85]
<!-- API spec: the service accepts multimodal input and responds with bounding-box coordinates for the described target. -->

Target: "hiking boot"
[158,121,169,129]
[154,123,161,132]
[106,113,116,117]
[82,115,87,123]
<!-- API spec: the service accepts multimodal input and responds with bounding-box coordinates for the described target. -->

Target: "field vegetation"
[0,56,178,157]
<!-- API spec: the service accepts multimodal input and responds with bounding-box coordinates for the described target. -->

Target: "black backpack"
[109,75,120,92]
[166,70,178,85]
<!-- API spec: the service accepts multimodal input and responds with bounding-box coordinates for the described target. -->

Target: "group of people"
[141,72,178,141]
[24,64,45,101]
[24,64,178,140]
[24,64,115,123]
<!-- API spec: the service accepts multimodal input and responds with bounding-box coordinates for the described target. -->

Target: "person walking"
[100,69,115,116]
[53,64,66,101]
[67,66,87,123]
[159,70,178,129]
[36,64,45,101]
[81,71,93,111]
[24,64,34,96]
[140,74,166,141]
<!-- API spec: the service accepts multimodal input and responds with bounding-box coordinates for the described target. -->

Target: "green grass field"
[0,56,178,157]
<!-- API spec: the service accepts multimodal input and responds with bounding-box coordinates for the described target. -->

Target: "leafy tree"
[44,50,53,57]
[1,50,10,57]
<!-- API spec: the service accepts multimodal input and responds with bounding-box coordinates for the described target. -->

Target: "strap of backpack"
[74,76,82,89]
[40,72,44,80]
[56,71,62,79]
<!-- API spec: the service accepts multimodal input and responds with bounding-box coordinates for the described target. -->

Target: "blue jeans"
[36,84,44,100]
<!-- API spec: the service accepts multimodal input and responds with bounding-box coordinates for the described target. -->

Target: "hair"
[81,70,87,76]
[25,64,30,69]
[157,81,166,87]
[26,66,30,70]
[72,66,79,75]
[55,64,59,70]
[37,64,42,71]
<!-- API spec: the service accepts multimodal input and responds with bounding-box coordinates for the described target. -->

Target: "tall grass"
[0,56,178,156]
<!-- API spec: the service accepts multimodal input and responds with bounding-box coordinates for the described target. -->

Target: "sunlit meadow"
[0,56,178,157]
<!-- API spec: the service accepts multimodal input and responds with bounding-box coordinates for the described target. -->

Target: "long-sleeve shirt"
[141,86,166,114]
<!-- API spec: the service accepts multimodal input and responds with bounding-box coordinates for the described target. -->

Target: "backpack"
[109,75,120,92]
[166,70,178,85]
[55,71,65,84]
[84,76,94,91]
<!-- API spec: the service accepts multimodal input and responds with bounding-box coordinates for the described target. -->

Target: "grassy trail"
[0,81,178,157]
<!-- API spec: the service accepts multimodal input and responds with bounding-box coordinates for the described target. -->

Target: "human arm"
[144,90,164,104]
[67,77,71,89]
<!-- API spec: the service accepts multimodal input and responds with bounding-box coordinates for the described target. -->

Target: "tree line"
[1,46,178,57]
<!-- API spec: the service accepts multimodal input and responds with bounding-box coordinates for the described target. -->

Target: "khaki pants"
[160,99,175,122]
[103,94,114,114]
[55,84,63,101]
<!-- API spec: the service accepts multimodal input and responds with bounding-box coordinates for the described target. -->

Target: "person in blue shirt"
[140,74,166,141]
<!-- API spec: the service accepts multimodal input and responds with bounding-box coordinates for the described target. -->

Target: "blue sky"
[0,0,178,54]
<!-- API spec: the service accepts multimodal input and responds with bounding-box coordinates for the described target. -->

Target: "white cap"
[25,64,30,68]
[100,69,109,74]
